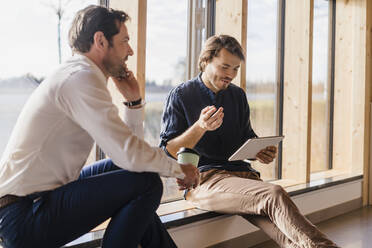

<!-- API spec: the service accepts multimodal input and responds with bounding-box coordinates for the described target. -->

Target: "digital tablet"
[228,136,284,161]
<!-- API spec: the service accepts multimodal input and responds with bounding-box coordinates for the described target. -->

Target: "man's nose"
[225,71,234,80]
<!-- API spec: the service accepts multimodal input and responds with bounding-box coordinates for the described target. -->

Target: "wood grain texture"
[215,0,247,89]
[282,0,313,183]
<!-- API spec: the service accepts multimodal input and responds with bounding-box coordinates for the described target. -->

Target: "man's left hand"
[111,67,141,102]
[256,146,277,164]
[176,164,200,190]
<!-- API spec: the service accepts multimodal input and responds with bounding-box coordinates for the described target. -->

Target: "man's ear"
[93,31,108,52]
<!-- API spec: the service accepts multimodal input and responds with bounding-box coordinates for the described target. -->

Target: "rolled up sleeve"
[159,88,188,152]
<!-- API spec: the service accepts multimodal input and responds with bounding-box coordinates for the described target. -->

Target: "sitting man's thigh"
[0,170,163,248]
[187,172,282,214]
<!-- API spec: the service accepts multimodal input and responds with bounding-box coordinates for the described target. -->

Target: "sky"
[312,0,330,85]
[0,0,329,85]
[145,0,188,85]
[247,0,279,83]
[246,0,329,84]
[0,0,96,79]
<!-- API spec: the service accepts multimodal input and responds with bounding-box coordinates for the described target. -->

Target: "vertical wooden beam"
[333,1,352,172]
[365,0,372,206]
[369,102,372,205]
[333,0,369,173]
[351,2,367,177]
[215,0,247,89]
[107,0,147,116]
[282,0,313,183]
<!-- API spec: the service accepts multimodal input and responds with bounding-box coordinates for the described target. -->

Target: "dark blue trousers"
[0,159,177,248]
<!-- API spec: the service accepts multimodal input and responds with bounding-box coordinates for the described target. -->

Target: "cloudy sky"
[0,0,328,84]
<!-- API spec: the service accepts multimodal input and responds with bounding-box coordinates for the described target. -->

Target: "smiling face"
[201,48,241,93]
[102,23,133,78]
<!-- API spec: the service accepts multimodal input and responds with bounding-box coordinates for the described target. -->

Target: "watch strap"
[123,98,142,107]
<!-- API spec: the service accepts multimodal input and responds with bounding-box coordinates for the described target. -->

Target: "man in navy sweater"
[160,34,339,248]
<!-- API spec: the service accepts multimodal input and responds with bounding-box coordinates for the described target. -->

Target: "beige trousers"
[186,169,339,248]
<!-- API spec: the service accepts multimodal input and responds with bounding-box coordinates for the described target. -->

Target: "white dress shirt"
[0,54,184,197]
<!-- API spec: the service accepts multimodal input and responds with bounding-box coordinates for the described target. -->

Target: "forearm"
[166,121,206,158]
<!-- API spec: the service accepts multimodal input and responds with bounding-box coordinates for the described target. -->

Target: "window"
[0,0,98,157]
[144,1,188,146]
[311,0,332,173]
[246,0,280,181]
[144,0,211,202]
[144,0,189,202]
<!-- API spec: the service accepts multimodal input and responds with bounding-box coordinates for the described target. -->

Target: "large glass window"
[311,0,331,173]
[0,0,97,156]
[246,0,279,181]
[144,0,189,202]
[144,1,188,146]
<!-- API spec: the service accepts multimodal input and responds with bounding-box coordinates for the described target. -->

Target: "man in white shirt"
[0,5,199,248]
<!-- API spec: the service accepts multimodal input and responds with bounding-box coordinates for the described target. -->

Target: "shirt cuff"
[167,158,185,179]
[122,105,144,126]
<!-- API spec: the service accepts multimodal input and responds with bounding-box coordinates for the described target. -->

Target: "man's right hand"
[111,67,141,102]
[197,106,224,131]
[177,164,200,190]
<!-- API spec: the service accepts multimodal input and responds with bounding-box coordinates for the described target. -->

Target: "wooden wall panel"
[333,0,369,174]
[333,1,354,172]
[215,0,247,89]
[366,0,372,206]
[281,0,313,183]
[333,0,371,205]
[350,2,367,176]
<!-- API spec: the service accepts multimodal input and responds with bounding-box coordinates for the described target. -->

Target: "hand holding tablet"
[228,136,284,161]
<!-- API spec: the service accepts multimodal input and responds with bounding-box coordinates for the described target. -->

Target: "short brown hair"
[198,35,245,72]
[68,5,129,53]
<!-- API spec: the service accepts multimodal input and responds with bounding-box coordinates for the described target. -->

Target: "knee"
[268,184,286,199]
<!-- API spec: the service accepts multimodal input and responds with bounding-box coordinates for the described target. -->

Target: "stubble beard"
[103,55,126,78]
[212,78,228,92]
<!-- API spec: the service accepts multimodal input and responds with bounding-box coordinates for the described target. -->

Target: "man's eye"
[222,67,228,70]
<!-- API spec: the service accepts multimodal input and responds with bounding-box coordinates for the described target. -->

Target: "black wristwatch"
[123,98,142,107]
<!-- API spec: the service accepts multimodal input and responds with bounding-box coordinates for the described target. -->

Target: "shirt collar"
[72,53,107,84]
[197,73,216,100]
[197,72,227,101]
